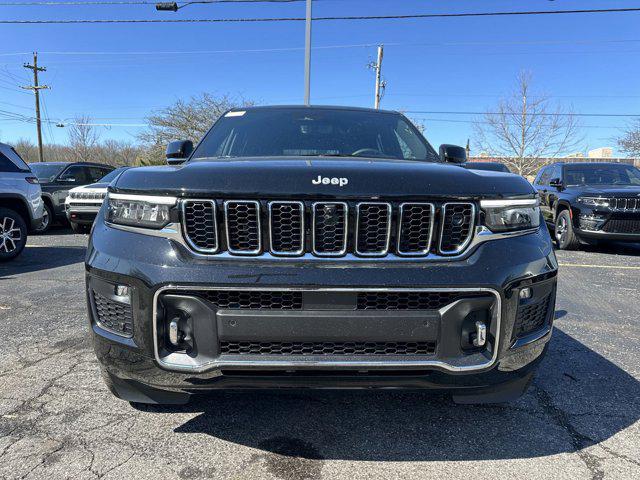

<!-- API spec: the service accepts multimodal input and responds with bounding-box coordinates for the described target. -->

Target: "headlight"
[578,196,612,208]
[480,198,540,233]
[106,193,176,229]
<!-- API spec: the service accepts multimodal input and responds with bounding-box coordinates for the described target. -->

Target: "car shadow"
[0,245,86,278]
[552,240,640,257]
[139,328,639,462]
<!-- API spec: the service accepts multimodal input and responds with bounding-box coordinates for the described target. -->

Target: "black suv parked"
[533,162,640,249]
[29,162,114,233]
[86,106,557,405]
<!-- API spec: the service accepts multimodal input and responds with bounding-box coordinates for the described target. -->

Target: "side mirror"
[549,178,564,189]
[165,140,193,165]
[439,144,467,164]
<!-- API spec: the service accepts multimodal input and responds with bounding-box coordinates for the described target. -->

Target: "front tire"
[0,208,28,262]
[555,210,581,250]
[34,202,53,234]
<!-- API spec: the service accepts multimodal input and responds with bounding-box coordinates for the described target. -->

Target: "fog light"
[519,287,532,300]
[111,284,132,305]
[168,318,180,346]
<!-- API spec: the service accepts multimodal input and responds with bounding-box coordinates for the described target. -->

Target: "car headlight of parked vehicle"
[577,196,612,208]
[480,198,540,233]
[106,193,176,229]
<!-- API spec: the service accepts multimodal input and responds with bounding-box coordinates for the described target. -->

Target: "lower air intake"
[220,341,436,356]
[92,291,134,337]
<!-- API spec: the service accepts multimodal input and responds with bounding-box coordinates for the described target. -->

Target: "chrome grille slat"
[611,197,640,212]
[397,203,435,256]
[355,202,392,256]
[312,202,348,256]
[182,199,218,253]
[269,201,305,256]
[224,200,262,255]
[439,202,475,255]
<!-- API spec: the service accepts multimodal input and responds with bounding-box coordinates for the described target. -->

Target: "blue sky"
[1,0,640,156]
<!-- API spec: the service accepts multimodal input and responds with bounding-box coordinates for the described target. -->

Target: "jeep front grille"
[610,198,640,212]
[181,199,476,258]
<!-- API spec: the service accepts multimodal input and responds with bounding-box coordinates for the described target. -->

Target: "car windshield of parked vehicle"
[98,167,128,184]
[190,108,439,162]
[29,163,66,182]
[564,164,640,186]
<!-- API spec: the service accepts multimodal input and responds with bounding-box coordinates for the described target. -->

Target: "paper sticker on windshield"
[225,111,246,117]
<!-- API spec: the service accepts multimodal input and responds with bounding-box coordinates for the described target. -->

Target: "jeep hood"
[112,157,535,198]
[571,185,640,197]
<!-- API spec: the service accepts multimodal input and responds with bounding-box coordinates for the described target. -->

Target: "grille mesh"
[513,294,551,338]
[313,203,348,255]
[356,203,391,255]
[93,291,133,337]
[440,203,474,253]
[225,201,261,253]
[398,203,434,255]
[183,200,217,252]
[169,290,472,311]
[220,341,436,356]
[603,217,640,234]
[357,291,472,310]
[194,290,304,310]
[269,202,304,254]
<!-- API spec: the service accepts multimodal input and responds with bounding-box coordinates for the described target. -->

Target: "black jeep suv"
[533,162,640,249]
[86,106,557,405]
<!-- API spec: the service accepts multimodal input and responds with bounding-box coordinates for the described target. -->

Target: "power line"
[404,110,640,118]
[2,7,640,24]
[4,37,640,58]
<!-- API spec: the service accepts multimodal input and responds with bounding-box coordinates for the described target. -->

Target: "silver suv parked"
[0,143,44,261]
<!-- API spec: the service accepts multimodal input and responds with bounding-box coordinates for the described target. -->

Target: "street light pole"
[304,0,312,105]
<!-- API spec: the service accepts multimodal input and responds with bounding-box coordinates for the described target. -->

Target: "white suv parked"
[0,143,44,261]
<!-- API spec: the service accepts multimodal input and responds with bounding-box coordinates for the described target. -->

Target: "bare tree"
[473,71,583,176]
[137,93,253,165]
[68,115,101,163]
[617,120,640,157]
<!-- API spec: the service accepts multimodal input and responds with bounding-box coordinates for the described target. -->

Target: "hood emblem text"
[312,175,349,187]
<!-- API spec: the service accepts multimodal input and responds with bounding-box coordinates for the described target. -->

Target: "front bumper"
[65,203,100,224]
[86,217,557,396]
[572,204,640,242]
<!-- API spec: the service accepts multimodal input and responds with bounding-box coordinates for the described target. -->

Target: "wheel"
[0,208,28,262]
[554,210,581,250]
[70,222,91,234]
[34,202,53,234]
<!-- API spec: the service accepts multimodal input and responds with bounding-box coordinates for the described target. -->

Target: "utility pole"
[372,45,385,109]
[304,0,312,105]
[22,52,49,162]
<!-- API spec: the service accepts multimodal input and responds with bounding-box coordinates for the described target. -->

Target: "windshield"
[98,167,128,184]
[29,163,66,182]
[565,164,640,186]
[190,108,439,162]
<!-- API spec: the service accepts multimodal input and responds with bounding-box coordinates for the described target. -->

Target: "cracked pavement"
[0,230,639,480]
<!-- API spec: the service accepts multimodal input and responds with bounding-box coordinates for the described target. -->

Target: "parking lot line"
[559,263,640,270]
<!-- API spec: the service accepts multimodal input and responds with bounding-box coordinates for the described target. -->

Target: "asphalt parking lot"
[0,230,639,480]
